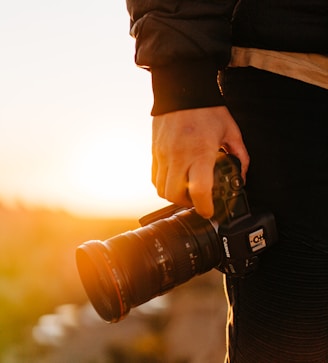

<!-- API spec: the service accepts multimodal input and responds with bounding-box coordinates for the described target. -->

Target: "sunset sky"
[0,1,168,217]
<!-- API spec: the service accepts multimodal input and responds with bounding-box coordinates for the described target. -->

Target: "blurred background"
[0,1,227,362]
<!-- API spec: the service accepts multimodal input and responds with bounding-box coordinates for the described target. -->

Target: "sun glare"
[64,126,167,218]
[0,0,166,219]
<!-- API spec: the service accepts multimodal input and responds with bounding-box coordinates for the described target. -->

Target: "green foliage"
[0,203,227,363]
[0,203,138,361]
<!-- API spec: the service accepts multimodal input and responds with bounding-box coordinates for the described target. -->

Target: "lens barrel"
[76,208,221,322]
[76,153,277,323]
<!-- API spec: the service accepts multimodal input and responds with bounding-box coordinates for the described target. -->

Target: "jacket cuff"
[151,59,225,116]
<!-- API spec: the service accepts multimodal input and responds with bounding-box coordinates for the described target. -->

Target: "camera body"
[140,153,277,276]
[76,153,278,322]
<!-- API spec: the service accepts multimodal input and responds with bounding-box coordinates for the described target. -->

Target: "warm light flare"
[63,127,167,217]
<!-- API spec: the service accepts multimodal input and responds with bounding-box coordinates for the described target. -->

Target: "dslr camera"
[76,152,277,323]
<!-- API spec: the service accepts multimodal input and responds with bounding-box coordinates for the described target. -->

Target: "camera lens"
[76,208,221,323]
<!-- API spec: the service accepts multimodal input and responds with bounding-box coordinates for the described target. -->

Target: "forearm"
[126,0,238,114]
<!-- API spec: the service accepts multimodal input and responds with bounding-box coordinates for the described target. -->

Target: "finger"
[164,166,193,208]
[155,163,168,199]
[222,128,250,182]
[151,145,169,198]
[151,153,158,187]
[227,143,250,182]
[187,157,216,219]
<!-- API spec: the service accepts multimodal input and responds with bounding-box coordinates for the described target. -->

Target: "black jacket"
[126,0,328,115]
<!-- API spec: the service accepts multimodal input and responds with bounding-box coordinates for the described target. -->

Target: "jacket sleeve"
[126,0,238,115]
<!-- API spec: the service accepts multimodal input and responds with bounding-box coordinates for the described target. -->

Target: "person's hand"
[151,106,250,219]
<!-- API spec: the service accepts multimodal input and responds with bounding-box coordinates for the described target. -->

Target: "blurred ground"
[26,272,227,363]
[0,204,227,363]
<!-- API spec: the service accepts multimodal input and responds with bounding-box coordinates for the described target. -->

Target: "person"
[125,1,328,361]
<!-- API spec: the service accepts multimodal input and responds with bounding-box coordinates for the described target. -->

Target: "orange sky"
[0,1,168,218]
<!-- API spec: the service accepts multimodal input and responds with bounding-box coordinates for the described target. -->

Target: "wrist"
[151,59,225,116]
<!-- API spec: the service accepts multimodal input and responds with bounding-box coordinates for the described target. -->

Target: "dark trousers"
[219,67,328,362]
